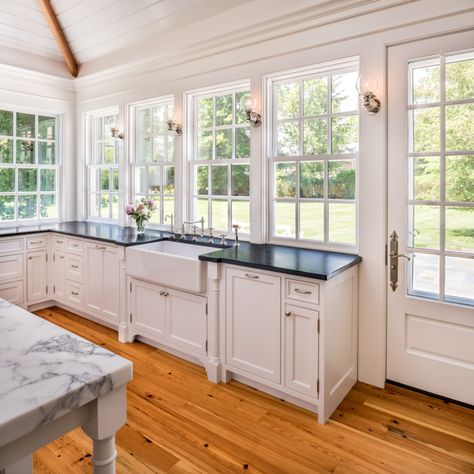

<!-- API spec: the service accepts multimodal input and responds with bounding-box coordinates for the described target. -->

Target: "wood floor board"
[31,307,474,473]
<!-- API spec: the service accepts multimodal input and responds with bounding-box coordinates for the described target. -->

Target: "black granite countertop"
[0,221,361,279]
[199,242,361,280]
[0,221,170,246]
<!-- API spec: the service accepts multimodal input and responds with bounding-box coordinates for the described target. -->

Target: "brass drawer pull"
[95,245,106,250]
[71,264,79,269]
[295,288,312,295]
[285,311,292,317]
[71,291,79,296]
[30,240,43,244]
[56,240,64,244]
[245,273,259,280]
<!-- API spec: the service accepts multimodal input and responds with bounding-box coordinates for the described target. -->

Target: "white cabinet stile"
[52,251,66,301]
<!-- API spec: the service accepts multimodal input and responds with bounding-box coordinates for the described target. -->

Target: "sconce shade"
[356,74,378,95]
[239,93,256,113]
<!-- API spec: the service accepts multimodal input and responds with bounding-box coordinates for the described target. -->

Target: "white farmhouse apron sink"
[126,241,217,293]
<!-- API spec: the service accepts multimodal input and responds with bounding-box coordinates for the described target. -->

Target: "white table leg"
[82,385,127,474]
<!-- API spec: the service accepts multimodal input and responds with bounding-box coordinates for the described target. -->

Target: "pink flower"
[125,204,134,215]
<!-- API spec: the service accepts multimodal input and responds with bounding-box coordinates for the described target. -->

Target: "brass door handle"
[390,252,410,261]
[295,288,312,295]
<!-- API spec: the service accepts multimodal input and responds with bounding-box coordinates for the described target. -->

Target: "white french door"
[387,30,474,405]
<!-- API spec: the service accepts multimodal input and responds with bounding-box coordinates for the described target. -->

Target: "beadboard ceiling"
[0,0,412,78]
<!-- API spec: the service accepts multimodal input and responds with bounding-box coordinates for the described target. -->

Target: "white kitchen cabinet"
[167,288,207,356]
[0,280,24,305]
[27,251,48,302]
[85,243,120,324]
[130,279,166,341]
[0,253,24,282]
[225,267,281,383]
[52,251,67,301]
[284,303,319,397]
[129,277,208,358]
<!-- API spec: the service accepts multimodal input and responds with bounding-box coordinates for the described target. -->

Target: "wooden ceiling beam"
[37,0,78,78]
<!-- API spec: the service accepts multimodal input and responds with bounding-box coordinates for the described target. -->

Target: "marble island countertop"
[0,300,132,448]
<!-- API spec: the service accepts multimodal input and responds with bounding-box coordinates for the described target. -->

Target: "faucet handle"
[232,224,241,230]
[219,233,227,245]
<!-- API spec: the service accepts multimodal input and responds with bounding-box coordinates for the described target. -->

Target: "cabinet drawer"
[0,254,24,282]
[66,280,83,307]
[0,280,24,305]
[0,238,24,255]
[52,235,66,249]
[27,235,47,250]
[285,279,319,305]
[66,254,83,281]
[67,238,83,253]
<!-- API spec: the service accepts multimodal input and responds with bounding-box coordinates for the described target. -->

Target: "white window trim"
[263,56,360,252]
[0,104,62,227]
[184,79,251,237]
[128,95,175,230]
[84,106,120,224]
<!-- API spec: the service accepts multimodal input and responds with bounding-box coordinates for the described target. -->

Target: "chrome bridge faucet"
[180,217,205,239]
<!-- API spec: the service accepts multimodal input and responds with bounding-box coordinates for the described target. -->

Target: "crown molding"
[73,0,411,91]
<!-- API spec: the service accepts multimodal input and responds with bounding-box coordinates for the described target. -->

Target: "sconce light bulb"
[240,94,256,113]
[356,73,378,96]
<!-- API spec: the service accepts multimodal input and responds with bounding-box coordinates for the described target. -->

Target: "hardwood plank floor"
[32,307,474,473]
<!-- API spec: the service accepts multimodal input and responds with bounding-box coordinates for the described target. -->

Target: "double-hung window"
[132,98,175,226]
[86,111,119,221]
[267,59,359,247]
[188,83,251,234]
[0,109,59,223]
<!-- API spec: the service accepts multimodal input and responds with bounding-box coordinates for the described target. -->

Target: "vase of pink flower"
[125,198,157,234]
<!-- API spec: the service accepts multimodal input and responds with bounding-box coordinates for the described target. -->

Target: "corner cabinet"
[223,264,358,424]
[85,242,120,325]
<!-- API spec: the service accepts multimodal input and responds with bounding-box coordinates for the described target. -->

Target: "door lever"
[390,251,410,261]
[389,231,411,291]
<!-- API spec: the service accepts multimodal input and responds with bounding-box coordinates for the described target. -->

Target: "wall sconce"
[167,119,182,136]
[356,74,381,114]
[240,94,261,127]
[110,125,125,141]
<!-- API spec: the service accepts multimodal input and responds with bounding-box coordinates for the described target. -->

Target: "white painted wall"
[1,0,473,388]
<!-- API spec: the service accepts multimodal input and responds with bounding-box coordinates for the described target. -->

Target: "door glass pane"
[445,256,474,304]
[445,54,474,101]
[299,202,324,241]
[446,155,474,202]
[411,253,439,297]
[275,162,296,197]
[274,201,295,238]
[445,104,474,152]
[411,63,440,104]
[445,207,474,252]
[412,108,440,152]
[410,205,439,249]
[300,161,324,198]
[231,200,250,234]
[410,156,439,201]
[328,203,355,244]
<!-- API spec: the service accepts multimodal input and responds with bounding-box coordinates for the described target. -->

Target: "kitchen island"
[0,300,132,473]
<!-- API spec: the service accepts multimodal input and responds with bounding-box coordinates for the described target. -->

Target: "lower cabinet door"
[27,251,47,302]
[0,280,24,305]
[284,304,319,397]
[130,279,166,340]
[166,288,207,356]
[52,251,66,301]
[225,267,281,383]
